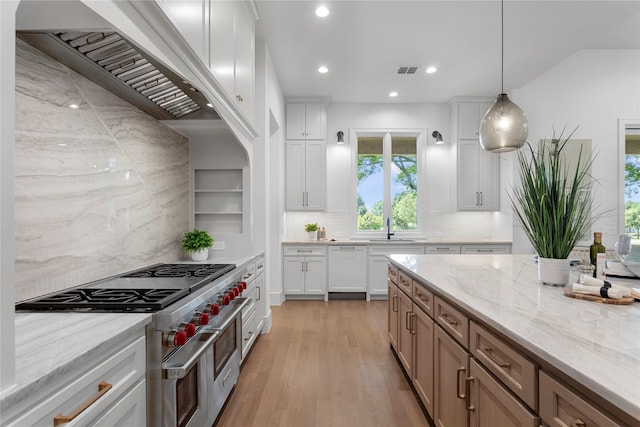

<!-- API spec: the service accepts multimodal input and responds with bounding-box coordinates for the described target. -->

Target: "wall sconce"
[336,131,345,144]
[432,130,444,144]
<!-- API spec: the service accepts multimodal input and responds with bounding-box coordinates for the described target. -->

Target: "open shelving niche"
[193,169,245,234]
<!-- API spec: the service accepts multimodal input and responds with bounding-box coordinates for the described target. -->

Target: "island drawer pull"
[442,312,458,326]
[572,420,586,427]
[53,381,112,426]
[482,346,512,369]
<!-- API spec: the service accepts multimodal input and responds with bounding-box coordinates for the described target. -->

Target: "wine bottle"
[589,232,606,278]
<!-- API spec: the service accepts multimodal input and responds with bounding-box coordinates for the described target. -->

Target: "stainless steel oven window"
[214,321,237,378]
[176,364,199,427]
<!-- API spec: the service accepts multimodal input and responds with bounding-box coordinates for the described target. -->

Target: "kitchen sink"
[368,239,416,242]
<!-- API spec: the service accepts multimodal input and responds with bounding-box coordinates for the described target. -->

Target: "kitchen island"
[388,253,639,426]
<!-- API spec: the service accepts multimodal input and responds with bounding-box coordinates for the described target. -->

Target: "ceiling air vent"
[397,66,418,75]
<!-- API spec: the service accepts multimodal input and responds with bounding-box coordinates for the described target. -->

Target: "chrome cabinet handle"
[465,376,475,412]
[479,191,483,206]
[456,367,466,399]
[53,382,112,426]
[442,312,458,326]
[482,346,512,369]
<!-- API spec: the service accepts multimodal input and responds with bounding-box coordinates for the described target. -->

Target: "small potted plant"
[304,223,318,240]
[182,229,214,261]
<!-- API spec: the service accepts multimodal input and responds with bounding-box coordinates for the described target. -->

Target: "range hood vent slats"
[17,30,217,120]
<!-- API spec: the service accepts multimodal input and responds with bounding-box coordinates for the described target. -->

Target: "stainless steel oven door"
[210,313,242,421]
[162,331,218,427]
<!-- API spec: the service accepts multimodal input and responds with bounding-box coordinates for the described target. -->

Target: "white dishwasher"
[328,246,367,293]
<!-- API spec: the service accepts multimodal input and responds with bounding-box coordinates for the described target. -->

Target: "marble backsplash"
[14,40,189,301]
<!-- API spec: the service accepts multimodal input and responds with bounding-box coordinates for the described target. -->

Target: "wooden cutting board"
[563,290,635,305]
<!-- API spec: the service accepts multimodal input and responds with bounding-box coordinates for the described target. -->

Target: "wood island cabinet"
[388,261,630,427]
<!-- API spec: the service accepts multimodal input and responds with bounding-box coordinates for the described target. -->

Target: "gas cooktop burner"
[122,263,235,279]
[16,288,189,311]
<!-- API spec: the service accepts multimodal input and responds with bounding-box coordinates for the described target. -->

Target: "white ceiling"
[255,0,640,104]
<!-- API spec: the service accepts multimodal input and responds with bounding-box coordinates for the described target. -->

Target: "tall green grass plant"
[510,129,595,259]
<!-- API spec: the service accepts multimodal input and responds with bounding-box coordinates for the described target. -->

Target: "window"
[356,132,420,233]
[623,123,640,261]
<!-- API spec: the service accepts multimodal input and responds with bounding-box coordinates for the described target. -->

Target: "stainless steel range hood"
[17,30,219,121]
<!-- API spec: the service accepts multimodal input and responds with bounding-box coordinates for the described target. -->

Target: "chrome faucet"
[386,217,395,240]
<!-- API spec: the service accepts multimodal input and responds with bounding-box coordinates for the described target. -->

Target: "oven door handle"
[212,297,250,331]
[162,330,220,379]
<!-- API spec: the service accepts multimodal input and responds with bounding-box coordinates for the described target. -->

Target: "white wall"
[255,39,286,308]
[512,49,640,252]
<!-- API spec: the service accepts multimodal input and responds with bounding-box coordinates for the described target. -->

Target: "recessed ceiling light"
[69,104,80,109]
[318,66,328,74]
[389,91,398,97]
[315,6,329,17]
[206,103,213,108]
[426,66,437,74]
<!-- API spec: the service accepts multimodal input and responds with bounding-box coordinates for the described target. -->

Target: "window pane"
[624,127,640,261]
[357,137,383,230]
[391,137,417,230]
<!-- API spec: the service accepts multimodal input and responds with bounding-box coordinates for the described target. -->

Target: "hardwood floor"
[215,300,429,427]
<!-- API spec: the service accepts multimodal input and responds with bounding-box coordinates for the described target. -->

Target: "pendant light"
[479,0,528,153]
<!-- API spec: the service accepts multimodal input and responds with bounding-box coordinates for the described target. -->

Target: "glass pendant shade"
[479,93,528,153]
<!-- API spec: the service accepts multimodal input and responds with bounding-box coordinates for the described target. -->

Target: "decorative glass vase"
[537,257,570,286]
[190,248,209,261]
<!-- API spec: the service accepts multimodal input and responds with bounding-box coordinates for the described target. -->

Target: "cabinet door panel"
[469,359,539,427]
[458,140,481,210]
[92,380,146,427]
[370,256,391,295]
[477,148,500,210]
[283,257,305,294]
[304,257,326,294]
[234,2,254,120]
[285,141,306,210]
[286,103,306,139]
[434,325,469,427]
[413,306,434,418]
[159,0,208,63]
[458,103,481,139]
[397,290,414,375]
[304,140,326,210]
[209,0,235,96]
[304,103,326,140]
[388,280,399,351]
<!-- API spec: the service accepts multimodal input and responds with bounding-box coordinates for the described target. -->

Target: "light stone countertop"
[1,255,265,414]
[282,239,512,245]
[388,253,640,423]
[0,313,151,413]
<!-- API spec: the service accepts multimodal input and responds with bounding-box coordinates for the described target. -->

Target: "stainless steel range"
[16,262,251,427]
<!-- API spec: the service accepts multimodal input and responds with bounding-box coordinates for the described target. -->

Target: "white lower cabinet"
[6,336,146,427]
[283,246,326,296]
[368,245,425,297]
[328,246,367,292]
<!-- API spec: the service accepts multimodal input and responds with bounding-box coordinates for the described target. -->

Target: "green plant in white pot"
[510,128,595,286]
[304,223,318,240]
[182,229,214,261]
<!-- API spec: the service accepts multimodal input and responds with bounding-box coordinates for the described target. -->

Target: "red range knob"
[174,330,187,346]
[209,303,220,315]
[228,291,235,301]
[233,287,239,297]
[184,323,196,337]
[199,313,209,325]
[236,285,243,294]
[241,281,247,290]
[223,295,230,305]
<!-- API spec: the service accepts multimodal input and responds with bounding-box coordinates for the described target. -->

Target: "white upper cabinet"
[156,0,209,64]
[210,0,255,122]
[286,103,327,140]
[455,100,500,211]
[156,0,256,124]
[458,102,492,140]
